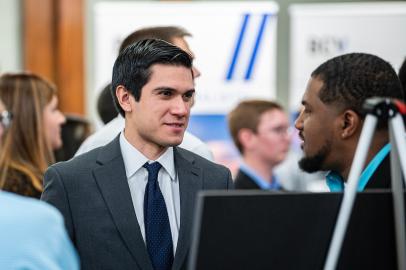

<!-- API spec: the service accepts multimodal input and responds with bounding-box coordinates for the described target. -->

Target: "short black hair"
[111,39,193,117]
[312,53,404,121]
[97,83,116,124]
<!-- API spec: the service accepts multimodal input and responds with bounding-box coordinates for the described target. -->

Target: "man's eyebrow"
[184,89,195,94]
[153,87,175,92]
[153,87,195,93]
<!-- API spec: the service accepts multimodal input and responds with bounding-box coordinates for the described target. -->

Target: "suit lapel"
[93,137,153,270]
[172,148,203,270]
[237,169,262,189]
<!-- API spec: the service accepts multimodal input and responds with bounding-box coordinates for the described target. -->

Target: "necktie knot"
[143,162,162,182]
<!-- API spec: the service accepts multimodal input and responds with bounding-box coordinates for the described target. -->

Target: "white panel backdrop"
[289,2,406,111]
[93,1,278,115]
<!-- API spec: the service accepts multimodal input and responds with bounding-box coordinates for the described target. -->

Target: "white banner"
[289,2,406,110]
[93,1,278,115]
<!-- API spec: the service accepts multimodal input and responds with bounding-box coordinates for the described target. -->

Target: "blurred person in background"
[76,26,213,160]
[0,97,79,269]
[53,114,91,162]
[228,99,291,190]
[0,73,65,198]
[97,83,117,124]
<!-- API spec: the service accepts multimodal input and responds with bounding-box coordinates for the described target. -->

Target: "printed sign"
[289,2,406,110]
[93,1,278,114]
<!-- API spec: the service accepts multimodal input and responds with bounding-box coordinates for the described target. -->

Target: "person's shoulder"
[52,141,110,175]
[182,131,204,146]
[180,131,214,160]
[176,147,232,188]
[54,136,121,173]
[234,170,259,189]
[0,192,79,270]
[75,116,123,156]
[0,191,62,225]
[56,147,100,169]
[92,116,124,140]
[176,147,226,171]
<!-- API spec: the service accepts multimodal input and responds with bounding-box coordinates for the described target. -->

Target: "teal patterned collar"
[325,143,391,192]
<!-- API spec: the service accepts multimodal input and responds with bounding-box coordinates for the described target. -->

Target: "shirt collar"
[119,132,176,180]
[326,171,345,192]
[155,147,176,181]
[325,143,391,192]
[358,143,391,191]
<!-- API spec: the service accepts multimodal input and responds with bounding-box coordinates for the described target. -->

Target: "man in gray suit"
[41,39,233,270]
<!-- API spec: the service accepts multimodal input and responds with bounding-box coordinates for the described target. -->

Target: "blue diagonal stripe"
[244,13,271,80]
[226,13,250,81]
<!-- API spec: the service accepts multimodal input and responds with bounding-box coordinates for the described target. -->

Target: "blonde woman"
[0,73,65,198]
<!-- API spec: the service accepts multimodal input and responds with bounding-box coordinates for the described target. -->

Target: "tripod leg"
[390,114,406,183]
[324,114,378,270]
[389,114,406,270]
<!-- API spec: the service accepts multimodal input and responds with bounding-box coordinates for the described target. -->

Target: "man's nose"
[171,96,189,116]
[294,111,303,131]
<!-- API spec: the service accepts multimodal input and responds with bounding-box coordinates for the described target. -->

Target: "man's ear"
[116,85,132,113]
[238,128,255,151]
[340,110,360,139]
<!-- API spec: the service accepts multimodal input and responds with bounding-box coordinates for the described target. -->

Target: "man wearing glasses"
[228,99,292,190]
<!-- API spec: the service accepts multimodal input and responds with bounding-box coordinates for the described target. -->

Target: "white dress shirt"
[119,132,180,254]
[75,115,213,161]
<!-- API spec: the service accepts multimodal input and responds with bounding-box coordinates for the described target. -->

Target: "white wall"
[0,0,22,72]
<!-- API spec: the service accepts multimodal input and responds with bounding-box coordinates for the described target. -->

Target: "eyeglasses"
[0,110,12,129]
[270,126,293,136]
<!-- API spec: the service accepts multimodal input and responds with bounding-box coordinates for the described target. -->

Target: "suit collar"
[235,169,261,189]
[172,147,203,270]
[94,140,203,270]
[94,136,154,270]
[95,134,122,165]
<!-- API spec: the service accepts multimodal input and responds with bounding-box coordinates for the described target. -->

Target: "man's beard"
[298,142,331,173]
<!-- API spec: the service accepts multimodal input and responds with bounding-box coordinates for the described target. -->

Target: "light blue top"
[326,143,391,192]
[0,191,79,270]
[240,163,282,190]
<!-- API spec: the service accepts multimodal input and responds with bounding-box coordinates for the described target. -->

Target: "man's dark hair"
[119,26,191,54]
[112,39,193,117]
[312,53,404,127]
[97,83,116,124]
[399,57,406,101]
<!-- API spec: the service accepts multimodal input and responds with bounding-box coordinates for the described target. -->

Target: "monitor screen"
[188,190,398,269]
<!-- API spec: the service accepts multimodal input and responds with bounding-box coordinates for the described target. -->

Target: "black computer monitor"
[188,190,399,270]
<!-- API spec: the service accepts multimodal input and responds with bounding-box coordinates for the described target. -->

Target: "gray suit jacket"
[41,136,233,270]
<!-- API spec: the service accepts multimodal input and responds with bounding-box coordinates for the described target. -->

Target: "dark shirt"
[234,164,283,190]
[326,144,393,191]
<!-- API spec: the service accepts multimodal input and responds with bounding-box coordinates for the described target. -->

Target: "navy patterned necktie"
[143,162,173,270]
